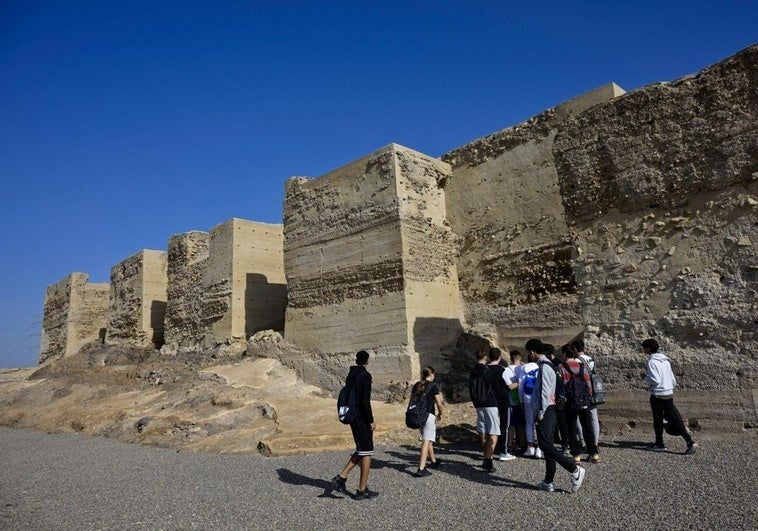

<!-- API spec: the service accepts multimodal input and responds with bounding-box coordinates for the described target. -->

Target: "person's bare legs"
[484,435,498,459]
[419,440,431,469]
[427,441,436,464]
[358,456,371,491]
[480,432,487,454]
[338,453,360,479]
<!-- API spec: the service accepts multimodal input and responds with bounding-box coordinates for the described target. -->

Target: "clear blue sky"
[1,1,755,368]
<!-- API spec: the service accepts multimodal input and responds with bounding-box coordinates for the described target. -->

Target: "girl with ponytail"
[412,366,444,477]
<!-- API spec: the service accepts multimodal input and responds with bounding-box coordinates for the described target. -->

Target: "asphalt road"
[1,427,756,530]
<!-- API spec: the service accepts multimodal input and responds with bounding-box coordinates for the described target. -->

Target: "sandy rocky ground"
[0,338,753,458]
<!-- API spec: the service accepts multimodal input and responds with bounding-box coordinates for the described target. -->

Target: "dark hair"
[415,366,435,396]
[561,344,574,359]
[488,347,502,362]
[572,339,585,353]
[541,343,555,356]
[356,350,370,365]
[509,350,522,363]
[642,339,659,353]
[525,339,542,353]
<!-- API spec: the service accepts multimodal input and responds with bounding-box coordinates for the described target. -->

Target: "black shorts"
[350,417,374,457]
[509,405,526,427]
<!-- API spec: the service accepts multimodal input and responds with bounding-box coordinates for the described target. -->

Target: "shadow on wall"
[150,300,167,349]
[412,316,464,381]
[245,273,287,337]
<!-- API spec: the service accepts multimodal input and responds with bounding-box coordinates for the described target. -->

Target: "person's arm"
[434,393,443,420]
[361,374,374,425]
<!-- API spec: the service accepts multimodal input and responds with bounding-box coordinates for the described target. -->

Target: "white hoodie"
[645,352,677,396]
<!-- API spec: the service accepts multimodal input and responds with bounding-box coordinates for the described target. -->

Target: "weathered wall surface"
[206,218,286,343]
[40,273,109,365]
[107,250,167,348]
[164,221,286,352]
[284,144,463,384]
[164,231,210,349]
[553,44,758,430]
[441,83,626,350]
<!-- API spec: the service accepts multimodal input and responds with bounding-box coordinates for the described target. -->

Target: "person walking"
[332,350,380,499]
[642,339,699,454]
[412,366,444,477]
[529,338,586,493]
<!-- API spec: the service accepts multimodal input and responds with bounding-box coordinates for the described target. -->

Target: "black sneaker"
[646,443,667,452]
[481,458,496,473]
[429,459,442,469]
[355,488,380,500]
[685,442,700,454]
[414,468,432,477]
[331,475,348,496]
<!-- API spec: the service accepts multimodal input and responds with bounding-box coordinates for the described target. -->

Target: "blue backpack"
[522,368,539,396]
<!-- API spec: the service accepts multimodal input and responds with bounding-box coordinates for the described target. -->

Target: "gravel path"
[1,427,756,530]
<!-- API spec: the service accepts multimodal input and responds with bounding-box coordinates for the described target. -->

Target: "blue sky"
[1,1,755,368]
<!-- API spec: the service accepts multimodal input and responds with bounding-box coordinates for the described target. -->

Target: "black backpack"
[337,381,357,424]
[405,382,432,429]
[469,366,492,405]
[562,361,592,411]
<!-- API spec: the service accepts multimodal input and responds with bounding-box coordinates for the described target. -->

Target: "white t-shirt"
[578,353,595,372]
[504,364,523,386]
[518,362,540,403]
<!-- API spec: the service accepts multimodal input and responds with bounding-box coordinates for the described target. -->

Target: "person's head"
[524,339,543,361]
[541,343,555,358]
[421,366,435,381]
[642,339,659,355]
[415,366,435,395]
[488,347,502,363]
[356,350,370,366]
[476,346,489,363]
[571,339,585,354]
[562,344,575,359]
[509,350,522,365]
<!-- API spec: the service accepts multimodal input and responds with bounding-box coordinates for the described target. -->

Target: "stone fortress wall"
[107,250,168,349]
[39,44,757,430]
[283,144,463,387]
[40,273,109,365]
[441,82,626,350]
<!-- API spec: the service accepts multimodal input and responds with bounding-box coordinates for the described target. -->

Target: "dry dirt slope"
[0,345,426,456]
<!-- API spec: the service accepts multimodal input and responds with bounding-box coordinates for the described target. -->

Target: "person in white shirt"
[503,350,526,455]
[519,340,543,459]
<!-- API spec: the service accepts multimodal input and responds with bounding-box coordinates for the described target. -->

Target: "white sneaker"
[571,466,586,493]
[535,448,544,459]
[496,453,516,461]
[524,446,536,457]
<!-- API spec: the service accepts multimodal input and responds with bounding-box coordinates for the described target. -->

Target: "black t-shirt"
[411,381,440,415]
[488,364,510,408]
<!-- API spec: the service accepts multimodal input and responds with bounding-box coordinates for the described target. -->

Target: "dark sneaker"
[570,466,586,493]
[536,480,555,492]
[685,442,700,454]
[331,475,348,496]
[355,488,380,500]
[481,458,496,473]
[414,468,432,477]
[429,459,442,469]
[646,443,667,452]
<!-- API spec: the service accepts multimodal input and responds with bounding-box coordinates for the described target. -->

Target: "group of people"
[330,337,699,498]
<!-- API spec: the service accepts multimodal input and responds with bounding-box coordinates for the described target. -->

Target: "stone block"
[39,272,109,365]
[284,144,464,383]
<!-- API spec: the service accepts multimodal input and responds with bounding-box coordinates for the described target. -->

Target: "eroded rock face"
[283,144,464,384]
[551,44,758,429]
[442,83,626,350]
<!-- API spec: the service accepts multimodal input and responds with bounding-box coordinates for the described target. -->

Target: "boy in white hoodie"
[642,339,699,454]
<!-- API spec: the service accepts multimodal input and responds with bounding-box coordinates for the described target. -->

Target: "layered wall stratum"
[107,250,168,348]
[552,44,758,429]
[164,220,286,351]
[40,272,109,365]
[284,144,463,386]
[441,83,626,349]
